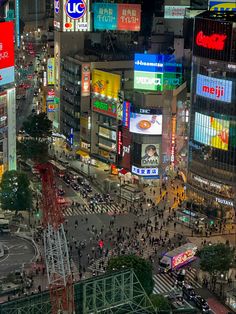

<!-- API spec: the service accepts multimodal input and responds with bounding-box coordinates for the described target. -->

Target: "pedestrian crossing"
[153,268,201,295]
[63,203,125,217]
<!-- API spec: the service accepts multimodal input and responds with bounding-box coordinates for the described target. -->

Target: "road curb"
[15,232,40,262]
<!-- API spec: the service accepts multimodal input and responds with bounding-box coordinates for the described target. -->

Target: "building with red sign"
[187,11,236,220]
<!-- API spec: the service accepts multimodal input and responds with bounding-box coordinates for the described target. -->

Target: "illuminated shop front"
[187,12,236,218]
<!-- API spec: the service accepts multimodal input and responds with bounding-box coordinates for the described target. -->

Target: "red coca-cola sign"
[196,31,227,51]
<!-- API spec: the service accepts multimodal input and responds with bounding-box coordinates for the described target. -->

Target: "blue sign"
[134,54,164,73]
[93,3,118,30]
[65,0,86,20]
[54,0,60,14]
[196,74,232,103]
[131,166,159,176]
[15,0,20,48]
[209,1,236,11]
[0,66,15,86]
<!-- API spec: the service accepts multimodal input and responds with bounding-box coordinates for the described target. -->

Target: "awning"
[76,150,90,158]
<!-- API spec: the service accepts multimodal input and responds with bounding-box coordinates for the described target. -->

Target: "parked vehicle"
[159,243,197,273]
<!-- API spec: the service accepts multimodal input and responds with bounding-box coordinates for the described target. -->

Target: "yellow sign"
[92,69,120,100]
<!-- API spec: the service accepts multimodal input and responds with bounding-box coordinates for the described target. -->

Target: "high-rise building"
[187,11,236,219]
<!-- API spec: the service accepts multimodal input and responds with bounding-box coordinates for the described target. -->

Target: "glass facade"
[188,16,236,218]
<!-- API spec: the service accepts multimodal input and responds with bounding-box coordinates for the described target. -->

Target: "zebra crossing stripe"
[63,203,124,217]
[153,269,201,295]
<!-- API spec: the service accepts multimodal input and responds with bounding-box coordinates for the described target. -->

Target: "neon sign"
[65,0,86,20]
[93,100,117,118]
[196,31,227,51]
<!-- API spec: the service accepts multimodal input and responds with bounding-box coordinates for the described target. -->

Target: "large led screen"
[130,112,162,135]
[194,112,229,151]
[209,1,236,11]
[196,74,232,103]
[141,144,160,167]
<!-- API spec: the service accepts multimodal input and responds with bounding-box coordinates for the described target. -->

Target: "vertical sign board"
[54,0,91,32]
[81,63,90,96]
[0,22,15,87]
[15,0,20,47]
[117,4,141,31]
[193,17,232,61]
[93,3,118,30]
[7,88,16,170]
[47,58,55,85]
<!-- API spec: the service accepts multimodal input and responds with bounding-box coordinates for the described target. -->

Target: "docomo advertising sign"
[81,63,90,96]
[196,74,232,103]
[209,1,236,11]
[141,144,160,167]
[47,58,55,85]
[55,0,91,32]
[0,22,15,87]
[164,5,189,19]
[93,3,141,31]
[130,112,162,135]
[132,166,159,177]
[92,69,120,100]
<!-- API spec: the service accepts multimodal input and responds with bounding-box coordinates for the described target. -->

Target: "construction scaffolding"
[0,270,155,314]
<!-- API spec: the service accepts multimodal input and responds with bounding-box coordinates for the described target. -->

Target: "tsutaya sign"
[196,74,232,103]
[215,197,234,207]
[196,31,227,51]
[54,0,91,32]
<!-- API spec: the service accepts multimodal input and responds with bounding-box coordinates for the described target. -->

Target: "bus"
[0,219,10,234]
[49,160,66,178]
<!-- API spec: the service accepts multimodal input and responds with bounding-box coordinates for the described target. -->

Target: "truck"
[159,243,197,273]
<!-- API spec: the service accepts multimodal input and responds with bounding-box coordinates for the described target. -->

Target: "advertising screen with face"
[194,112,229,151]
[129,112,162,135]
[141,144,160,167]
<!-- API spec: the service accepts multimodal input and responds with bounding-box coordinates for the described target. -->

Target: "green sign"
[5,9,15,21]
[163,72,182,90]
[134,71,163,91]
[93,100,117,117]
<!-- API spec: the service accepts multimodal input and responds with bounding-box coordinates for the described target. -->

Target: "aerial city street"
[0,0,236,313]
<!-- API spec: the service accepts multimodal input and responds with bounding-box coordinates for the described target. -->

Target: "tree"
[22,112,52,140]
[0,170,32,214]
[106,254,154,296]
[198,243,234,290]
[149,294,171,312]
[18,112,52,163]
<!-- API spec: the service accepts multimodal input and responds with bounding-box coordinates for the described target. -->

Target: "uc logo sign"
[65,0,86,20]
[54,0,60,14]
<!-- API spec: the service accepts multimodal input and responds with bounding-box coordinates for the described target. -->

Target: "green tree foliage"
[149,294,171,312]
[0,170,32,214]
[107,254,154,296]
[22,112,52,140]
[18,113,52,162]
[198,243,234,289]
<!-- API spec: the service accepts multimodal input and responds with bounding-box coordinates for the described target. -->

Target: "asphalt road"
[0,235,36,275]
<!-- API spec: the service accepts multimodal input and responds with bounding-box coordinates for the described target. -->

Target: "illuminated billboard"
[47,58,55,85]
[81,63,90,96]
[134,53,182,91]
[196,74,232,103]
[93,3,118,30]
[134,71,163,91]
[141,144,160,167]
[130,112,162,135]
[164,5,189,19]
[132,166,159,177]
[92,100,116,118]
[193,18,232,61]
[194,112,229,151]
[92,69,120,100]
[0,22,15,86]
[93,3,141,31]
[209,1,236,11]
[54,0,91,32]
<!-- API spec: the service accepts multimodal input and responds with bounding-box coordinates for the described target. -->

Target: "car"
[182,284,196,301]
[57,188,65,196]
[193,295,210,313]
[71,182,79,191]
